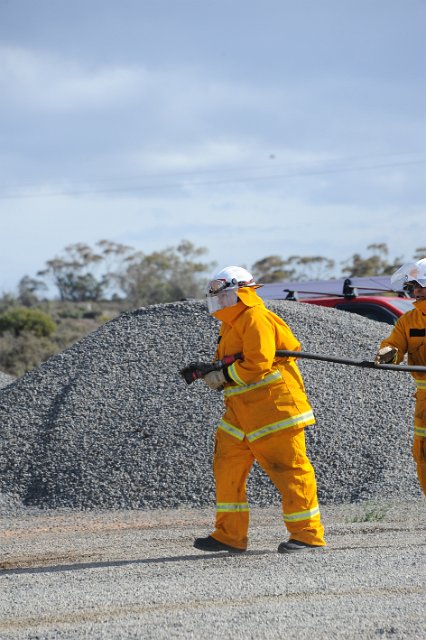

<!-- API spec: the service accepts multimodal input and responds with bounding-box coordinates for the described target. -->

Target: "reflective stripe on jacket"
[224,369,282,397]
[218,410,316,442]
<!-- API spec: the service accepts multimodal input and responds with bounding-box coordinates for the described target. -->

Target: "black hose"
[275,350,426,373]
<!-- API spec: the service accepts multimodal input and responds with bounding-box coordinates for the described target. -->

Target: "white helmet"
[390,258,426,291]
[206,266,257,313]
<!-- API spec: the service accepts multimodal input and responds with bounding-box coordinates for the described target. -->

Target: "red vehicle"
[259,276,414,325]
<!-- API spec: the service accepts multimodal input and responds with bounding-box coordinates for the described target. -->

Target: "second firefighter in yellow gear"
[376,259,426,496]
[378,260,426,496]
[193,266,326,554]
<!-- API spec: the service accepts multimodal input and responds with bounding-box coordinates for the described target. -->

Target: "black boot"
[193,535,246,553]
[278,539,324,554]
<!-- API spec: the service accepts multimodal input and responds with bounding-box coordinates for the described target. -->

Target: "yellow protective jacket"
[380,298,426,436]
[213,287,315,441]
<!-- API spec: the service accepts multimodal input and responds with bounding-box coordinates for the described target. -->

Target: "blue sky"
[0,0,425,294]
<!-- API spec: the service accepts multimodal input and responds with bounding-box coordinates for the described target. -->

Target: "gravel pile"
[0,300,422,511]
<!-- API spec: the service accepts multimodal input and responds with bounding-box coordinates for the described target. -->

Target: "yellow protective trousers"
[211,426,326,551]
[413,434,426,496]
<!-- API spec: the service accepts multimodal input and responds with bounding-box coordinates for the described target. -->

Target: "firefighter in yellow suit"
[375,258,426,496]
[193,266,326,554]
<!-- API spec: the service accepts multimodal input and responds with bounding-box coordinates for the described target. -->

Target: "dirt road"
[1,500,425,639]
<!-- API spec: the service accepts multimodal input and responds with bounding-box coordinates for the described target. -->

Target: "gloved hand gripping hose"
[180,353,243,385]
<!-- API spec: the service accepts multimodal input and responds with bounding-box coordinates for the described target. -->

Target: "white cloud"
[124,139,335,175]
[0,47,149,110]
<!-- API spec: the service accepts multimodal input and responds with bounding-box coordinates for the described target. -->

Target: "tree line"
[0,240,424,376]
[8,240,426,307]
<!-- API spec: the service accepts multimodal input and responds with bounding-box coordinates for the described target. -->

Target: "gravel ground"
[0,300,422,510]
[1,499,425,639]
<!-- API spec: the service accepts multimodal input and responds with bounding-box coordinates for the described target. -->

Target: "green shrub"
[0,307,57,337]
[0,332,58,376]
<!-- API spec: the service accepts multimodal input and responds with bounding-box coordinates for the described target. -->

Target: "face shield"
[206,278,239,313]
[206,289,239,313]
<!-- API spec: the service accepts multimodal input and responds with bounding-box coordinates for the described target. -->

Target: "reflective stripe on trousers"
[414,425,426,437]
[283,505,320,523]
[415,380,426,389]
[216,502,250,513]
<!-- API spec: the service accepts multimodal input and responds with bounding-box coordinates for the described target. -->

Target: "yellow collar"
[413,299,426,313]
[212,288,264,324]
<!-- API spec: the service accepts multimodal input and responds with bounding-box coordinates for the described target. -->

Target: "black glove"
[180,361,219,385]
[180,353,242,386]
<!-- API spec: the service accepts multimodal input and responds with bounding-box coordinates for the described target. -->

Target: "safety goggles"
[404,280,426,292]
[208,279,230,295]
[207,277,255,295]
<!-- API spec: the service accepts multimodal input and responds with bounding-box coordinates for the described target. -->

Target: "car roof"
[258,275,402,300]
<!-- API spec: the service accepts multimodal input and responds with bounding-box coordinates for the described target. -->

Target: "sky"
[0,0,425,295]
